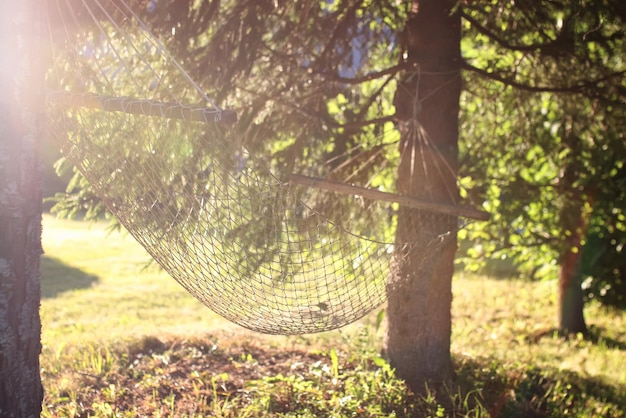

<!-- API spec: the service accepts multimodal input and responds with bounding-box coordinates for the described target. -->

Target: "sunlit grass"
[40,214,230,347]
[452,273,626,387]
[39,214,368,370]
[40,214,626,417]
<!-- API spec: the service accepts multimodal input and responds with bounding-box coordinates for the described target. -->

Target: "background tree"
[0,1,45,415]
[459,0,626,334]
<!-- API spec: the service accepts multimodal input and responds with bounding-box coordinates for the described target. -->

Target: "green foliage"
[47,157,112,222]
[47,0,408,262]
[582,228,626,308]
[459,2,626,308]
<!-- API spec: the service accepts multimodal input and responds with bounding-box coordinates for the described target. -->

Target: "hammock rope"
[45,0,486,335]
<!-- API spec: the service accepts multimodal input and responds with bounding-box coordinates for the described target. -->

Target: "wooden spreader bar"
[47,91,237,124]
[289,173,490,221]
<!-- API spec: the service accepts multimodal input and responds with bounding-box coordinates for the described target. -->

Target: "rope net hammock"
[45,0,487,335]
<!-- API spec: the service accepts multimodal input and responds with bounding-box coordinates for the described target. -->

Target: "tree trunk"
[384,0,461,393]
[0,1,45,416]
[558,190,589,335]
[559,249,587,335]
[556,123,589,335]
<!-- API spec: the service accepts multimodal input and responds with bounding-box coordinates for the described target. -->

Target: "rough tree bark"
[384,0,461,392]
[0,1,45,416]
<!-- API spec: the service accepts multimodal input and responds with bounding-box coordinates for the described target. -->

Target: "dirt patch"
[49,334,337,416]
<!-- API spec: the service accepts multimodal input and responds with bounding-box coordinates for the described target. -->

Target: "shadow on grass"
[586,325,626,351]
[527,325,626,351]
[454,356,626,417]
[41,255,99,298]
[505,368,626,417]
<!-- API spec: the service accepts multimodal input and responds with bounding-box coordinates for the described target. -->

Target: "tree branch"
[313,62,414,85]
[355,74,395,120]
[462,61,626,94]
[338,115,396,130]
[461,9,625,59]
[315,0,364,68]
[235,86,396,131]
[461,11,556,53]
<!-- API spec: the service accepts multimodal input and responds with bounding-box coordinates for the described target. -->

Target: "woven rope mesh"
[45,0,463,334]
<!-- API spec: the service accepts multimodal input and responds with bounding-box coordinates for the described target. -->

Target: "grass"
[40,214,626,417]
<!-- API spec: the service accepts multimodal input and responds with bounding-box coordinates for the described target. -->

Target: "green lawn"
[41,214,228,346]
[40,214,626,417]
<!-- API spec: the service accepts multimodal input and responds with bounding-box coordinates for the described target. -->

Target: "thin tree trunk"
[384,0,461,393]
[557,124,589,335]
[0,1,45,416]
[559,248,587,335]
[558,192,589,335]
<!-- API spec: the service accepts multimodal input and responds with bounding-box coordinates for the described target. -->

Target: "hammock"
[45,0,487,335]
